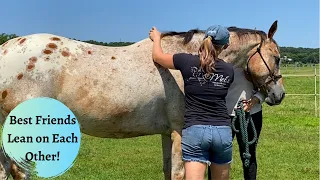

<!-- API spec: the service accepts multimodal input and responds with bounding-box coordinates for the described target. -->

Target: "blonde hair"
[198,36,224,74]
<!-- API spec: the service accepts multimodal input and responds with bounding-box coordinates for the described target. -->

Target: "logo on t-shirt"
[188,66,231,87]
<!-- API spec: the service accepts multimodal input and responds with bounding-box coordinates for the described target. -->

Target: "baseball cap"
[204,25,230,45]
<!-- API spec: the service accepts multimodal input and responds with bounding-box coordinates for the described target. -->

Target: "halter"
[245,39,282,92]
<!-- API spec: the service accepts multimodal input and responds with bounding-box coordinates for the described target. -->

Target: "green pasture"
[4,66,320,180]
[280,64,319,75]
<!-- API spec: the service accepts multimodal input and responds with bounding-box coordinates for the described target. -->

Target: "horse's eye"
[274,56,280,62]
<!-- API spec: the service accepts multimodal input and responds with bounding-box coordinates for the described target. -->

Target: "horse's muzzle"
[265,91,285,106]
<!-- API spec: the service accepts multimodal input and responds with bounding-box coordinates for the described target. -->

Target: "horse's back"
[0,33,182,137]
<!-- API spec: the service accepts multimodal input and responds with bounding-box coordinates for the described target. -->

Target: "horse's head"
[245,20,285,106]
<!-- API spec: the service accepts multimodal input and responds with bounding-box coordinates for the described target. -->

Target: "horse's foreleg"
[161,134,172,180]
[171,130,184,180]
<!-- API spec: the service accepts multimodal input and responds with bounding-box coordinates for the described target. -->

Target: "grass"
[4,66,320,180]
[281,64,319,75]
[283,76,319,95]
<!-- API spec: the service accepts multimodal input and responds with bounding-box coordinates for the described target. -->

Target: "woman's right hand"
[149,27,161,42]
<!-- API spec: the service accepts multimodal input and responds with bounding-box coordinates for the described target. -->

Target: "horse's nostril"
[282,92,285,99]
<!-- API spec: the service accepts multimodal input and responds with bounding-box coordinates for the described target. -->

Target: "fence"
[282,66,319,117]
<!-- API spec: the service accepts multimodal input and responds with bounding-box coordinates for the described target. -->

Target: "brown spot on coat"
[150,68,157,73]
[88,50,92,54]
[46,43,58,50]
[19,38,26,45]
[3,50,7,55]
[50,37,61,41]
[111,56,116,60]
[26,64,35,71]
[123,50,126,52]
[42,49,53,55]
[2,41,8,47]
[29,57,37,63]
[44,57,50,61]
[2,90,7,99]
[16,38,21,41]
[17,73,23,80]
[62,51,70,57]
[93,80,98,86]
[75,86,89,102]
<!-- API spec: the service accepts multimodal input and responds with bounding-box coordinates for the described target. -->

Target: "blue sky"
[1,0,319,48]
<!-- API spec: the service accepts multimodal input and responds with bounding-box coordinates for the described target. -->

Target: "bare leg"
[171,130,184,180]
[209,163,230,180]
[184,161,207,180]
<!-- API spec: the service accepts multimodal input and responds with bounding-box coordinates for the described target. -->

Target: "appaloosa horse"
[0,148,29,180]
[0,20,284,180]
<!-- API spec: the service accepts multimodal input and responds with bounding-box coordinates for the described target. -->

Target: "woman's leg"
[209,126,233,180]
[234,110,263,180]
[184,162,207,180]
[208,118,234,180]
[209,163,230,180]
[182,125,211,180]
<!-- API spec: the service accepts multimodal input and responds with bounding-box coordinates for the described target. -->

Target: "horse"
[0,20,284,180]
[0,148,28,180]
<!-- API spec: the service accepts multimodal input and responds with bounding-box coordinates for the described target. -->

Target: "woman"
[149,25,234,180]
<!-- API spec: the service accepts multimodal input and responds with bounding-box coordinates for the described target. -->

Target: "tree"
[0,33,318,64]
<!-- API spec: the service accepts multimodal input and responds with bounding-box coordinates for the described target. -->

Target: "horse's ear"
[268,20,278,39]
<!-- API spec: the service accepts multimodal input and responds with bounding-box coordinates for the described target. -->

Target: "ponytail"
[198,36,220,75]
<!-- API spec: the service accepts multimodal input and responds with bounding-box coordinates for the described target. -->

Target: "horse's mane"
[161,26,268,45]
[161,29,205,45]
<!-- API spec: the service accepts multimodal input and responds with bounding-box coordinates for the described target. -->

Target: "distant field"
[4,65,320,180]
[281,64,319,75]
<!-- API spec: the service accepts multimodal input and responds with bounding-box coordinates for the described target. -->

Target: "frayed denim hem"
[183,158,211,166]
[211,159,233,165]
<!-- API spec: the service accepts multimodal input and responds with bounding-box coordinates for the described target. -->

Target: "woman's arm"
[149,27,175,69]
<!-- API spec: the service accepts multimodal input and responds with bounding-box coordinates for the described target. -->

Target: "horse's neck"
[219,36,261,68]
[162,33,263,69]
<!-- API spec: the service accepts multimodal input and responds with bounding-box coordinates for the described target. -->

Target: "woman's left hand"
[243,97,260,112]
[149,27,161,41]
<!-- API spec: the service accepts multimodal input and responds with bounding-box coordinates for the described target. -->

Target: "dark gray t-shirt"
[173,53,234,129]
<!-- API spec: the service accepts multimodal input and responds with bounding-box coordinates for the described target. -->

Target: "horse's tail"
[0,90,7,125]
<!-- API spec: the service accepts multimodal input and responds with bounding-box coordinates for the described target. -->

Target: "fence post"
[315,66,317,117]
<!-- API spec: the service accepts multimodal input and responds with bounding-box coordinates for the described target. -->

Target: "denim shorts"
[181,125,232,166]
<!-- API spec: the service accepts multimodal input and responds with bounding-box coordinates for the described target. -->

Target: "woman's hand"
[148,26,175,69]
[243,96,260,112]
[149,27,161,42]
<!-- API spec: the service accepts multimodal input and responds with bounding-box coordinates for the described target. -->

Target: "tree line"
[0,33,318,64]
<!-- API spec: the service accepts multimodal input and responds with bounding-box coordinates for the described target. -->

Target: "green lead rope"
[231,100,258,168]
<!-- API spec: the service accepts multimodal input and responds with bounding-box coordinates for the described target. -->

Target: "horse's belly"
[57,91,169,138]
[73,107,168,138]
[56,64,169,138]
